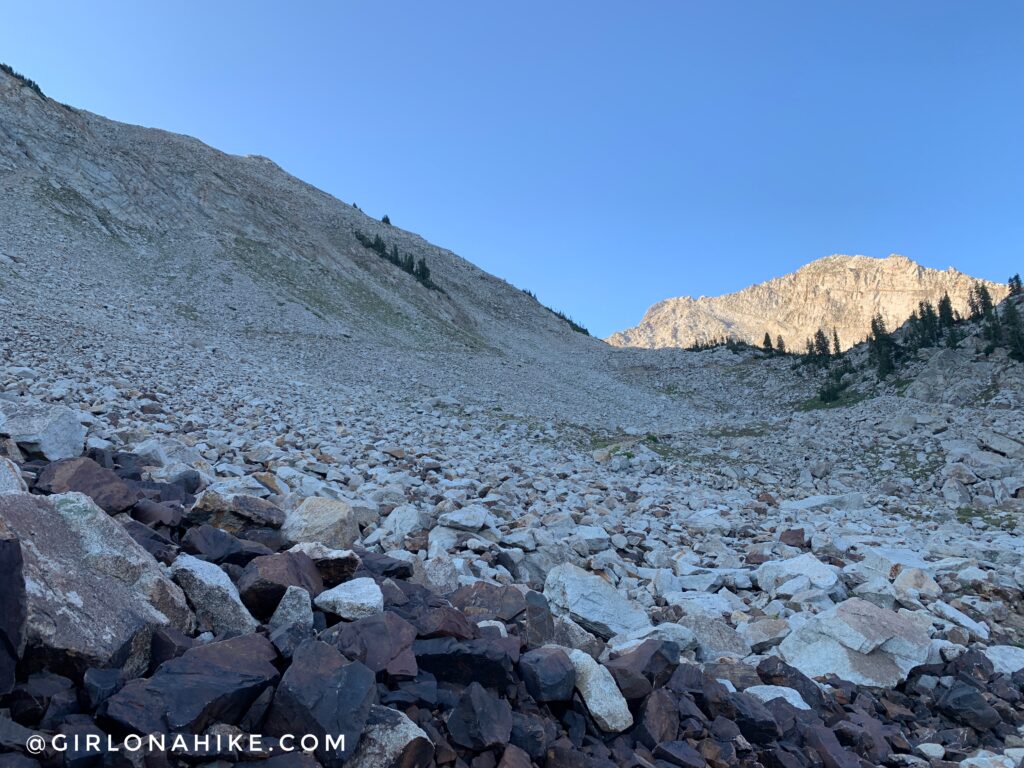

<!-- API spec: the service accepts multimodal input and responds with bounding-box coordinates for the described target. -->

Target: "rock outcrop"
[608,254,1007,350]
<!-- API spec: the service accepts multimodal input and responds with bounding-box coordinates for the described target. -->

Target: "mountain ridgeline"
[607,255,1008,352]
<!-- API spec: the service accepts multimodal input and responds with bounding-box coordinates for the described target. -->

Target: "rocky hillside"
[2,65,1024,768]
[608,254,1007,351]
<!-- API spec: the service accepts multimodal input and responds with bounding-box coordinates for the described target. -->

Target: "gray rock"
[0,459,26,494]
[744,685,810,710]
[346,705,433,768]
[437,505,489,531]
[544,563,651,640]
[0,492,193,677]
[170,554,259,636]
[315,577,384,619]
[678,616,752,661]
[565,647,633,732]
[779,597,930,687]
[269,585,315,632]
[738,618,790,652]
[983,645,1024,675]
[0,399,86,460]
[756,553,839,595]
[282,497,361,549]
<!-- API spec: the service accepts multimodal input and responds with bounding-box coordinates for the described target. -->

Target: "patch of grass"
[707,424,769,439]
[796,390,868,411]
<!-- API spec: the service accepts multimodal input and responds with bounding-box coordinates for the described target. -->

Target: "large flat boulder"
[779,597,930,687]
[0,492,193,678]
[0,399,86,461]
[543,563,651,640]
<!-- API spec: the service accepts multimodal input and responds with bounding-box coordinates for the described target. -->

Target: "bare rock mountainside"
[2,66,1024,768]
[608,254,1008,350]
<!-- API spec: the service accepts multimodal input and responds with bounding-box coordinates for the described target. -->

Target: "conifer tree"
[775,335,786,354]
[813,328,831,363]
[762,332,773,353]
[382,214,391,225]
[868,314,895,379]
[937,293,955,331]
[832,329,841,357]
[1009,274,1023,296]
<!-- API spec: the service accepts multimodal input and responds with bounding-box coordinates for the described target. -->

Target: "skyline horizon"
[3,2,1021,337]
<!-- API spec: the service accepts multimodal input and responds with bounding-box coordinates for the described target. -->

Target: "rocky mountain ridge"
[607,255,1008,351]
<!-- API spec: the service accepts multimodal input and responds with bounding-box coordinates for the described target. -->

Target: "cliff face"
[607,254,1008,350]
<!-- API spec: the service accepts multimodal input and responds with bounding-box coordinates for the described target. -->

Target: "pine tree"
[969,282,994,320]
[832,329,841,357]
[414,258,431,286]
[813,328,831,364]
[937,293,955,331]
[382,214,391,225]
[762,332,774,353]
[1009,274,1023,296]
[868,314,895,379]
[775,335,786,354]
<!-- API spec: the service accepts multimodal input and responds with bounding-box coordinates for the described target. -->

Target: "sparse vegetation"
[354,230,438,290]
[0,63,44,98]
[520,289,590,335]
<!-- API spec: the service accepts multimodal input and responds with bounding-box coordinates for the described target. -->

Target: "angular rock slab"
[170,554,259,636]
[346,705,433,768]
[35,457,140,514]
[779,597,929,687]
[264,640,376,768]
[0,492,193,678]
[543,563,651,640]
[103,633,279,734]
[0,399,86,461]
[566,648,633,733]
[282,497,361,549]
[0,459,27,495]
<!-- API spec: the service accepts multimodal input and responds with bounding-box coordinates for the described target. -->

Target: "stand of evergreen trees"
[354,230,436,290]
[520,289,590,335]
[864,277,1024,378]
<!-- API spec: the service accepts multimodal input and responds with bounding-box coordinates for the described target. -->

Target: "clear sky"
[3,2,1022,337]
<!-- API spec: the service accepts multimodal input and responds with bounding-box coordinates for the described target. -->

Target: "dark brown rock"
[519,647,575,702]
[0,524,25,696]
[237,552,323,620]
[102,633,279,734]
[449,582,528,622]
[36,457,140,513]
[413,606,477,640]
[264,640,376,768]
[497,744,533,768]
[653,740,705,768]
[182,523,273,566]
[729,691,780,744]
[121,518,178,565]
[321,610,418,677]
[446,682,512,750]
[635,688,679,749]
[937,682,1001,731]
[231,494,285,528]
[131,498,183,527]
[804,724,861,768]
[413,637,516,687]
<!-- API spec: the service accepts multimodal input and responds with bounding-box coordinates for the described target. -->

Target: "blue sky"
[3,2,1022,337]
